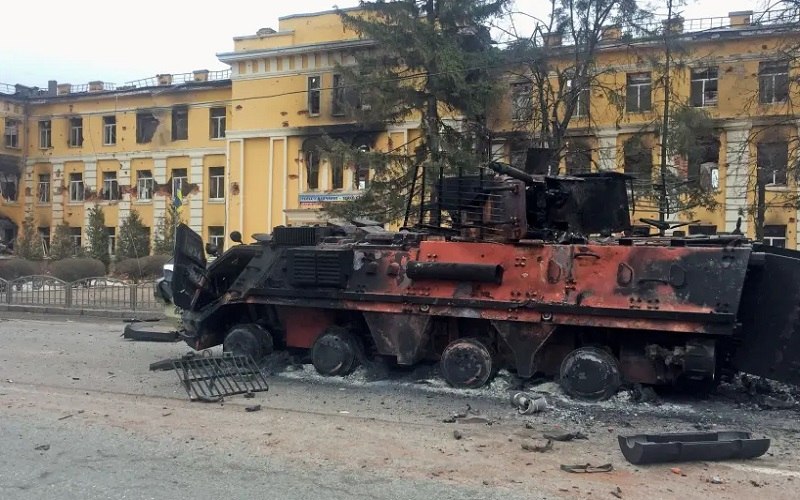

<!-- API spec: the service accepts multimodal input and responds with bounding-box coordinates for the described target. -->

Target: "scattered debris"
[34,444,50,451]
[122,323,180,342]
[453,430,463,440]
[544,431,588,442]
[511,392,547,414]
[171,352,269,402]
[709,476,723,484]
[629,384,660,404]
[611,486,623,498]
[57,414,73,421]
[750,480,763,487]
[670,467,682,475]
[245,405,262,412]
[618,431,771,465]
[244,392,255,399]
[560,463,614,473]
[521,439,553,453]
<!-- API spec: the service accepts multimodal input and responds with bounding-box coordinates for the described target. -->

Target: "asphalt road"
[1,313,799,500]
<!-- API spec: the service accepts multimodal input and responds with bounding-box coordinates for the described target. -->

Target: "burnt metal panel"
[273,225,333,246]
[618,432,770,465]
[287,248,353,288]
[492,321,556,378]
[735,246,800,385]
[363,311,431,365]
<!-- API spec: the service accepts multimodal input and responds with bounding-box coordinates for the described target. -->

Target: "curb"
[0,304,165,320]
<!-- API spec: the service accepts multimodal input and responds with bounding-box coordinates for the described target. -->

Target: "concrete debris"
[34,444,50,451]
[709,476,723,484]
[560,463,613,473]
[521,439,553,453]
[453,430,463,440]
[611,486,623,498]
[511,392,547,414]
[543,431,588,442]
[245,405,262,412]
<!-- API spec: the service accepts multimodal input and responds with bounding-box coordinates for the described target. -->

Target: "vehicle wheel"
[440,337,495,389]
[223,324,274,361]
[559,346,621,401]
[311,327,362,376]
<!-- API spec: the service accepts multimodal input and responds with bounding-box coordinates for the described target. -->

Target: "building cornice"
[217,39,375,64]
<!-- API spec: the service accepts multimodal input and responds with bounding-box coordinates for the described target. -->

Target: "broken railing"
[0,275,161,312]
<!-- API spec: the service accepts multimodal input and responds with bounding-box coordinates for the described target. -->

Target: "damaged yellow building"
[2,8,800,254]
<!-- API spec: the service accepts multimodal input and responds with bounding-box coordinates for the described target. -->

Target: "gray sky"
[0,0,762,87]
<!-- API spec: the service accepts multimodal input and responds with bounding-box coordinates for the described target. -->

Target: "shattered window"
[305,150,320,190]
[172,106,188,141]
[208,226,225,250]
[137,170,154,201]
[0,172,19,201]
[38,174,51,203]
[69,117,83,147]
[103,116,116,145]
[332,74,345,116]
[69,227,82,251]
[691,67,718,107]
[208,167,225,200]
[172,168,188,198]
[39,227,50,255]
[107,227,116,255]
[565,139,592,174]
[759,61,789,104]
[511,82,532,121]
[764,224,786,247]
[308,76,321,116]
[757,141,788,186]
[136,112,159,144]
[39,120,52,148]
[102,171,120,201]
[4,118,19,148]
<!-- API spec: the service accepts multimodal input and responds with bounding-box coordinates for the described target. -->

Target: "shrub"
[49,258,106,283]
[113,255,171,282]
[0,258,41,281]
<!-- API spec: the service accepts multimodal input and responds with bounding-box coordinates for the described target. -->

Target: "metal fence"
[0,275,162,312]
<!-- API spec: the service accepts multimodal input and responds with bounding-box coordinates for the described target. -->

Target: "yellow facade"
[2,8,800,255]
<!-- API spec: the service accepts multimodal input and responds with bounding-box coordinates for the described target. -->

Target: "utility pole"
[658,0,675,236]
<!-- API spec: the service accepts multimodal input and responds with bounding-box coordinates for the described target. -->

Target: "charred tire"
[311,327,362,376]
[223,324,274,361]
[559,346,621,401]
[440,337,495,389]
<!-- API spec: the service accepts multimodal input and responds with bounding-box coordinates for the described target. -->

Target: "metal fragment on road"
[172,352,269,402]
[617,431,771,465]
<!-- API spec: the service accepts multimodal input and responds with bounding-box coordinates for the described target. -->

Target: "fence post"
[7,281,12,304]
[65,283,72,308]
[130,284,138,312]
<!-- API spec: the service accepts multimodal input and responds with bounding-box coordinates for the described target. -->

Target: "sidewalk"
[0,303,164,320]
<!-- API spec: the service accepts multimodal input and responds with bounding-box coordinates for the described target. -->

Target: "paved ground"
[1,313,800,499]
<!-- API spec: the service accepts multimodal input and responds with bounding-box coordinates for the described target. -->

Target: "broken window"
[511,82,532,121]
[332,74,346,116]
[4,118,19,148]
[764,224,787,247]
[210,107,226,139]
[103,116,116,145]
[757,141,789,185]
[69,227,82,251]
[172,168,188,198]
[68,172,84,202]
[102,171,120,200]
[172,106,188,141]
[690,67,718,107]
[208,167,225,200]
[38,174,50,203]
[759,61,789,104]
[565,139,592,174]
[208,226,225,251]
[137,170,154,201]
[330,156,344,190]
[136,112,159,144]
[0,172,18,201]
[107,227,116,255]
[687,135,720,189]
[305,150,320,190]
[69,117,83,147]
[626,73,652,113]
[567,79,590,118]
[39,227,50,255]
[39,120,52,148]
[624,137,653,194]
[354,145,370,190]
[308,75,321,116]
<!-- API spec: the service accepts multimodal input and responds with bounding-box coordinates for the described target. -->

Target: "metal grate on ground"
[172,352,269,402]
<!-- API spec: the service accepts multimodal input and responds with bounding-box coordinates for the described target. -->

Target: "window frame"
[764,224,787,247]
[626,72,652,113]
[331,74,346,116]
[68,227,82,252]
[511,82,533,121]
[209,107,226,139]
[37,173,51,204]
[103,115,116,146]
[68,173,84,202]
[136,112,159,144]
[136,170,154,201]
[208,167,225,200]
[308,75,321,116]
[39,120,52,149]
[757,141,789,186]
[172,168,188,198]
[208,226,225,251]
[759,61,789,104]
[690,67,719,107]
[4,118,19,148]
[172,106,189,141]
[101,171,120,201]
[69,117,83,147]
[107,227,116,256]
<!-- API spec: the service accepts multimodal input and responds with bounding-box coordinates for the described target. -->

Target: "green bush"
[113,255,171,281]
[0,258,41,281]
[49,258,106,283]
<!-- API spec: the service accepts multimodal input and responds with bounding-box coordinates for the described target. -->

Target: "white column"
[152,157,168,242]
[724,123,751,234]
[83,161,97,236]
[118,159,131,225]
[51,162,64,226]
[596,131,618,171]
[189,155,204,234]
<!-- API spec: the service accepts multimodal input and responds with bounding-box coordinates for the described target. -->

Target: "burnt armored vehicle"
[170,163,800,400]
